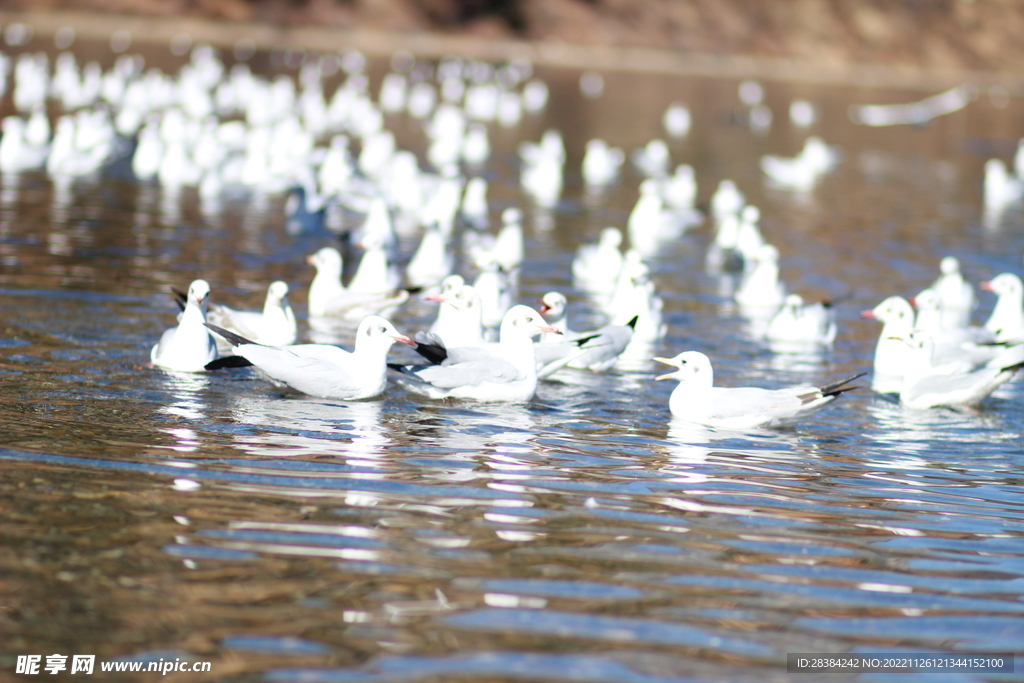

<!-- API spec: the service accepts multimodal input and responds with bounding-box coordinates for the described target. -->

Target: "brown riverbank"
[2,2,1024,91]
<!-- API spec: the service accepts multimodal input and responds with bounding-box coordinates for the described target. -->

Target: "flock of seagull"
[4,31,1024,429]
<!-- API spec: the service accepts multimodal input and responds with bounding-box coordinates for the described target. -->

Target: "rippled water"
[2,36,1024,683]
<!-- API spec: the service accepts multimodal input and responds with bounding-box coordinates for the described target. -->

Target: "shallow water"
[2,37,1024,683]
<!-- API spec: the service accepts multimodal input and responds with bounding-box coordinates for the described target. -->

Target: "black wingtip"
[171,286,188,312]
[626,315,639,330]
[1002,360,1024,374]
[205,356,254,370]
[574,333,602,348]
[820,371,869,397]
[387,362,406,372]
[204,322,256,348]
[412,331,448,365]
[413,342,447,365]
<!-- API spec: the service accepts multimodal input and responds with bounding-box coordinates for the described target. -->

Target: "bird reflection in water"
[157,371,209,452]
[228,395,390,465]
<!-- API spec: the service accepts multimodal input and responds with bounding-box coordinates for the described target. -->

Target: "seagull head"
[501,305,561,340]
[538,291,567,318]
[268,280,289,303]
[307,247,342,272]
[653,351,713,383]
[358,316,415,347]
[188,279,210,306]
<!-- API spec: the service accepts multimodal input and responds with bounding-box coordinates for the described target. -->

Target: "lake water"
[2,34,1024,683]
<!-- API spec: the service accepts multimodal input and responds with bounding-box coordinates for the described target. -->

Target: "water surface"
[2,36,1024,683]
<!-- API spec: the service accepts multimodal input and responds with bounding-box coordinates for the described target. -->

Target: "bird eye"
[378,325,386,333]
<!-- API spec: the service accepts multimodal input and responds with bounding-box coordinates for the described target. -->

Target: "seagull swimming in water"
[654,351,864,429]
[151,279,218,373]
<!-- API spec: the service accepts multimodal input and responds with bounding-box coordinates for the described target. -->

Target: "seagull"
[628,179,691,256]
[864,295,1017,392]
[861,295,915,392]
[572,227,624,294]
[537,291,638,371]
[662,102,691,137]
[426,282,485,348]
[631,138,670,178]
[710,179,745,224]
[205,316,414,400]
[472,256,515,329]
[930,256,975,329]
[765,294,837,349]
[735,243,786,312]
[389,305,557,402]
[983,158,1023,214]
[151,279,218,373]
[911,288,994,346]
[899,333,1024,410]
[192,281,297,353]
[981,273,1024,342]
[347,230,402,294]
[654,351,865,429]
[306,247,409,320]
[405,222,454,289]
[581,138,624,188]
[760,136,839,191]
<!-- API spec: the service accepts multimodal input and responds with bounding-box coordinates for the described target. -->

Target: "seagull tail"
[205,322,256,348]
[1000,360,1024,374]
[205,356,254,370]
[574,333,602,348]
[819,371,869,398]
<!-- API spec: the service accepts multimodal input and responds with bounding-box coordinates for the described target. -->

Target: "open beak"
[539,301,552,314]
[980,281,993,291]
[391,334,416,346]
[652,356,680,380]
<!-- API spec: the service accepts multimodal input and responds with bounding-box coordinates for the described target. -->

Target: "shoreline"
[2,9,1024,94]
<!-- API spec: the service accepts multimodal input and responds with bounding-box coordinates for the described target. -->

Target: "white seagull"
[390,305,557,402]
[151,279,218,373]
[899,333,1024,410]
[982,273,1024,342]
[861,295,916,392]
[426,282,485,348]
[931,256,975,329]
[537,291,638,372]
[765,294,837,349]
[306,247,409,320]
[205,316,414,400]
[196,281,297,353]
[654,351,865,429]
